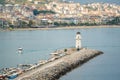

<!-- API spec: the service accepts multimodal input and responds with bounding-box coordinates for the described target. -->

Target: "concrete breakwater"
[15,48,103,80]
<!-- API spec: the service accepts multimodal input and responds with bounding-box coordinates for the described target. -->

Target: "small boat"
[18,48,23,53]
[0,75,5,80]
[50,52,59,55]
[18,48,22,50]
[7,73,18,79]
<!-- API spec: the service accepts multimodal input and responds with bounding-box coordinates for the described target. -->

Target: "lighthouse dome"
[77,32,80,34]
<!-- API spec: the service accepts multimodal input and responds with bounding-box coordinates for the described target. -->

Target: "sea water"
[0,28,120,80]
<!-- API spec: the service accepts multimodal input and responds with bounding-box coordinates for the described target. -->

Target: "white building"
[34,1,40,4]
[76,32,82,49]
[28,0,33,1]
[5,4,14,12]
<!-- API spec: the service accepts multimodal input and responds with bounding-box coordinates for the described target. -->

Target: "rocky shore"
[15,48,103,80]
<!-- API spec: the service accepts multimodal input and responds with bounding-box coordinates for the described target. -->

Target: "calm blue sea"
[67,0,120,5]
[0,27,120,80]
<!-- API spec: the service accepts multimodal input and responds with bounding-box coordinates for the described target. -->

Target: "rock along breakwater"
[15,48,103,80]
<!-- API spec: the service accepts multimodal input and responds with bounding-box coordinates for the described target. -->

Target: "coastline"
[0,25,120,31]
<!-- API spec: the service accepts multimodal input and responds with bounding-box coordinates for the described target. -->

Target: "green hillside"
[0,0,5,4]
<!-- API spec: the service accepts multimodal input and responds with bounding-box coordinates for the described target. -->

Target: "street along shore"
[15,48,103,80]
[0,25,120,31]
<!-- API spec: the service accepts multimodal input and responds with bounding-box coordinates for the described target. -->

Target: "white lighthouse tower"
[76,32,81,50]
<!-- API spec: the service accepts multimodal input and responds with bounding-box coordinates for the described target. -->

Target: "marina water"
[0,27,120,80]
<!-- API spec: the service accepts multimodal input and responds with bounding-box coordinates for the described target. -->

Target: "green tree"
[54,22,60,26]
[106,17,120,25]
[28,20,33,27]
[64,49,67,52]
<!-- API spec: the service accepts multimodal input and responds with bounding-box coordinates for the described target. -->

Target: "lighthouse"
[76,32,81,50]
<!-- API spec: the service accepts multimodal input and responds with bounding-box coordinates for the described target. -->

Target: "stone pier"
[15,48,103,80]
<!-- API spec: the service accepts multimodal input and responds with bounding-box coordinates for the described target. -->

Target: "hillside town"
[0,0,120,29]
